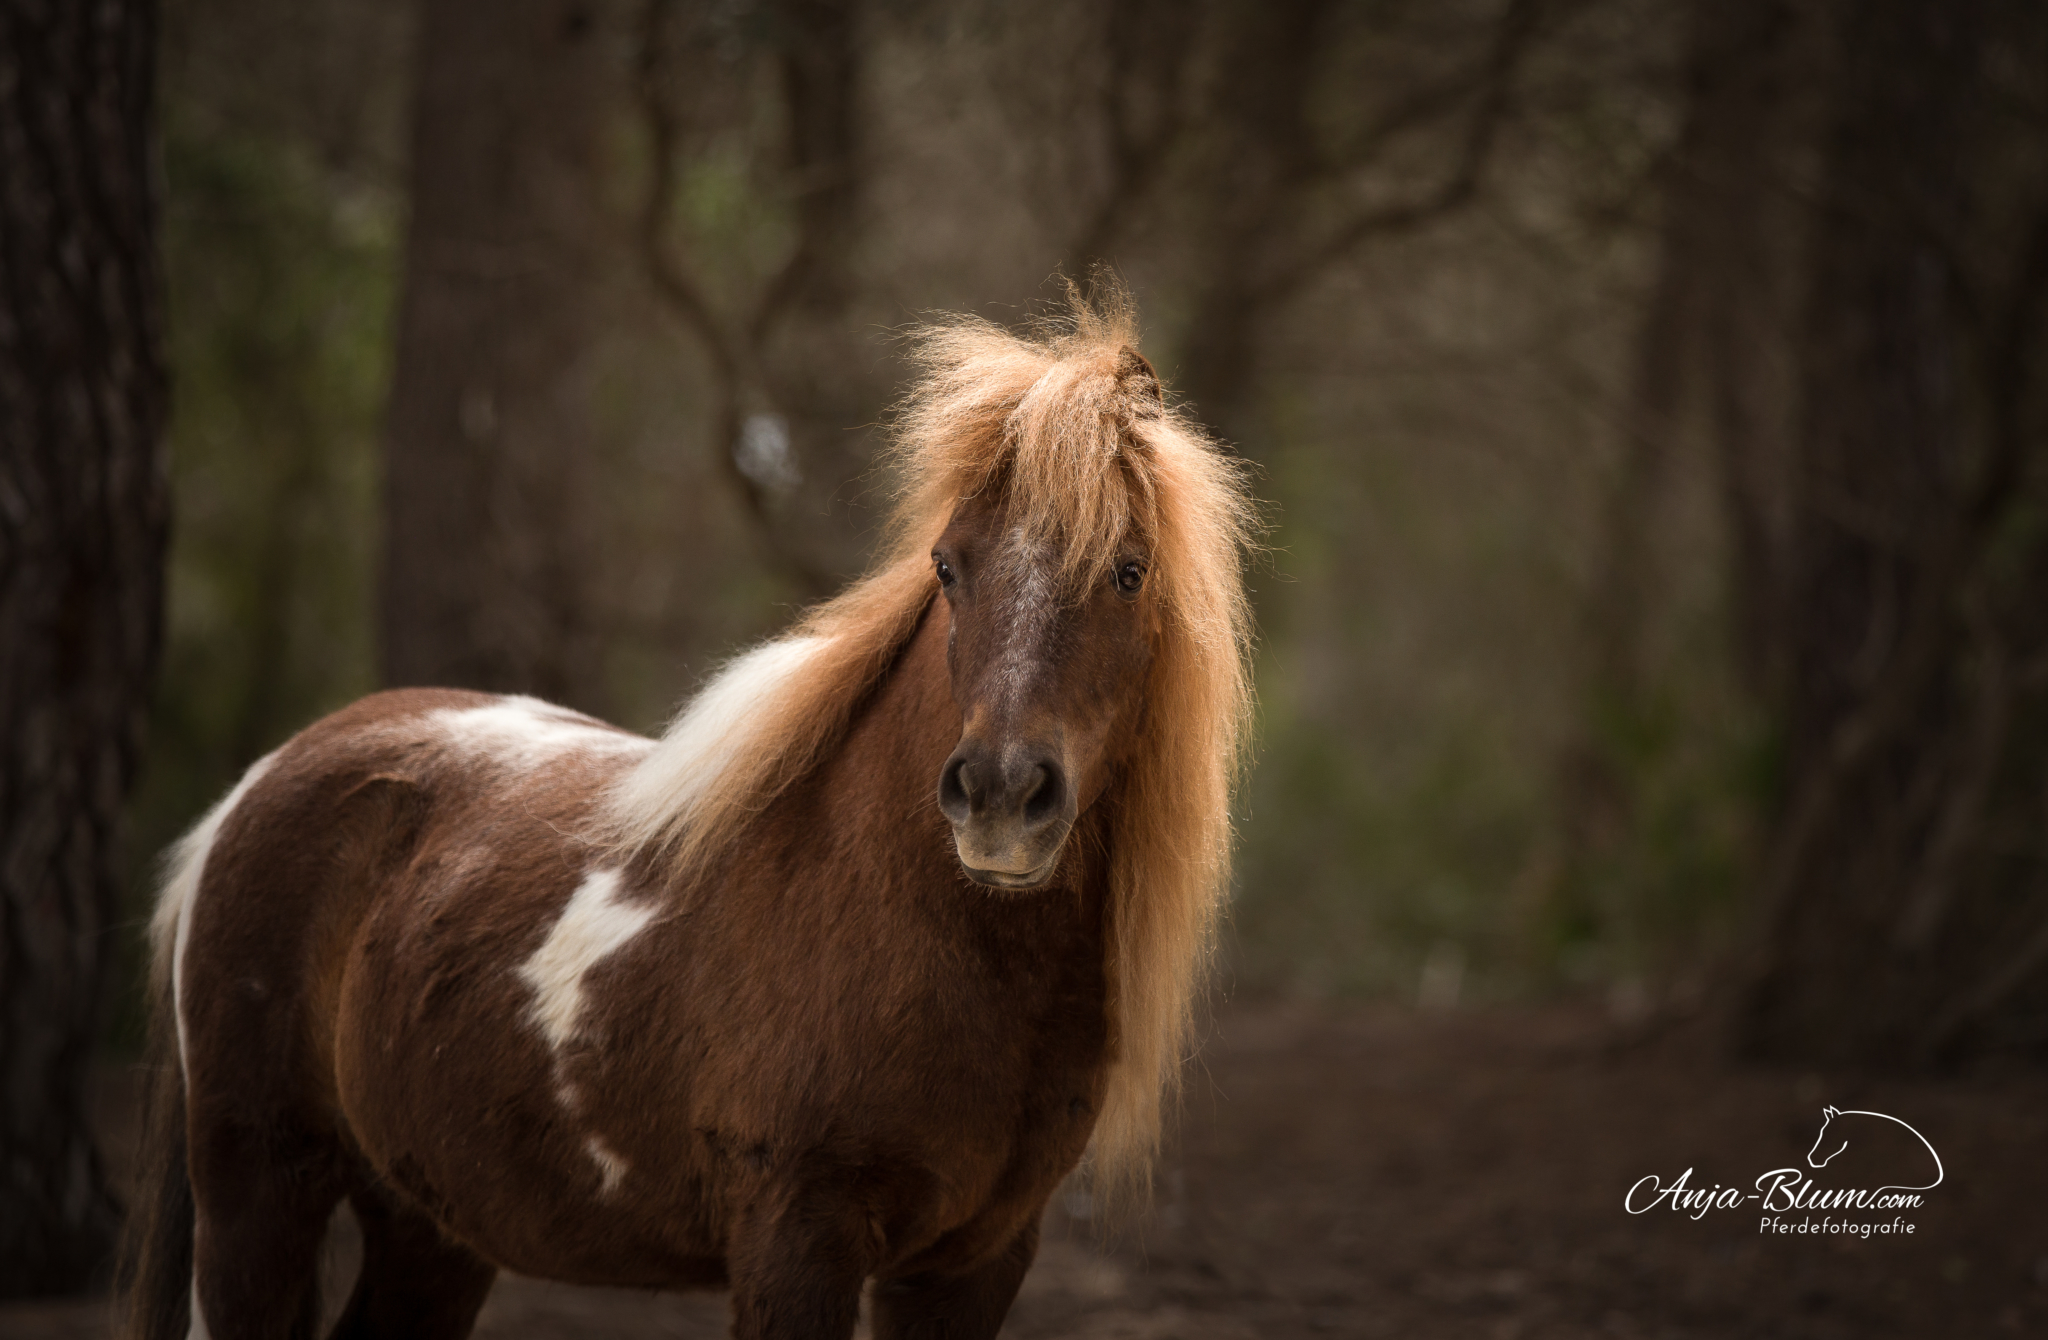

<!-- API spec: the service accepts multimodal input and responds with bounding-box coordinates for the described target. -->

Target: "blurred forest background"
[134,0,1711,1021]
[10,0,2048,1306]
[130,0,2048,1036]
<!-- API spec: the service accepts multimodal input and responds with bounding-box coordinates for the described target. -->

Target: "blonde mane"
[605,286,1257,1188]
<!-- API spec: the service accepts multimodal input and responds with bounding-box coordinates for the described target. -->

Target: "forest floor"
[6,999,2043,1339]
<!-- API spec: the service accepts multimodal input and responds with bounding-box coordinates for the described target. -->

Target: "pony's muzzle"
[938,739,1073,888]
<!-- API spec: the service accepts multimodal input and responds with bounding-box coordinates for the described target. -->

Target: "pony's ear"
[1823,1105,1839,1118]
[1115,347,1164,407]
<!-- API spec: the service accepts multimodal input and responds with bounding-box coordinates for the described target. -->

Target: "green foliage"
[673,144,800,308]
[1234,695,1540,999]
[1226,411,1555,1002]
[1536,677,1768,988]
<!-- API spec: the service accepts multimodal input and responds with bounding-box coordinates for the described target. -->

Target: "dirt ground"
[6,999,2044,1338]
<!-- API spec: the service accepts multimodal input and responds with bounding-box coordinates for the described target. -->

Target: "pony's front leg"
[869,1220,1038,1340]
[724,1193,879,1340]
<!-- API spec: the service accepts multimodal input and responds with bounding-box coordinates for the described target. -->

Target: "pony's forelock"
[883,285,1178,584]
[604,283,1257,1195]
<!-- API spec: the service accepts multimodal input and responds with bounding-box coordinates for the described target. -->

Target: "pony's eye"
[934,555,956,588]
[1115,561,1146,595]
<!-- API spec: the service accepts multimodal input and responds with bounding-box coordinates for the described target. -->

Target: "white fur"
[604,636,827,850]
[188,1276,210,1339]
[428,696,650,769]
[516,868,655,1053]
[584,1134,629,1196]
[152,752,279,1076]
[993,529,1058,706]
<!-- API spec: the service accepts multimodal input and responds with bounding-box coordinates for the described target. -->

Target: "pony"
[119,290,1257,1340]
[1805,1106,1944,1198]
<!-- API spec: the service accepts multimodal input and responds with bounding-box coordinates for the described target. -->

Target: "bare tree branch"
[1265,0,1550,298]
[1065,0,1199,269]
[634,0,835,597]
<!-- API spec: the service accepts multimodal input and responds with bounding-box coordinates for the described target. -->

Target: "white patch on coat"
[152,751,279,1077]
[604,636,827,851]
[584,1134,629,1196]
[516,869,655,1053]
[428,696,650,770]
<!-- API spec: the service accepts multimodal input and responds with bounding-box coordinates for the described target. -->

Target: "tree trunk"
[379,0,617,709]
[0,0,167,1296]
[1170,0,1330,452]
[1519,0,1815,968]
[744,0,873,586]
[1733,0,2046,1062]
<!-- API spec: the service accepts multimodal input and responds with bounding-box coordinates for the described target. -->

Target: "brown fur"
[127,288,1256,1340]
[606,285,1256,1185]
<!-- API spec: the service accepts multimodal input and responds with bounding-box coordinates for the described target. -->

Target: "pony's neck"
[822,597,966,860]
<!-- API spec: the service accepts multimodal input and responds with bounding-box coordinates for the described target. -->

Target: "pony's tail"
[115,967,192,1340]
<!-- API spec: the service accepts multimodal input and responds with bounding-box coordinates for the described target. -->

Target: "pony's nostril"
[944,746,1066,831]
[1021,761,1066,827]
[938,754,973,823]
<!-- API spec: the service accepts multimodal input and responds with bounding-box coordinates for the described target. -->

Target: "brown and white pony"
[121,295,1255,1340]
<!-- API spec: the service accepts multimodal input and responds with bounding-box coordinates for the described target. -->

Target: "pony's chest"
[337,855,1111,1280]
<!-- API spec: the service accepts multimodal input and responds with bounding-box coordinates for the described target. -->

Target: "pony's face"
[931,492,1156,889]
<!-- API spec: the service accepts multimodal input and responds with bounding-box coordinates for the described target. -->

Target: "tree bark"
[379,0,618,708]
[0,0,167,1296]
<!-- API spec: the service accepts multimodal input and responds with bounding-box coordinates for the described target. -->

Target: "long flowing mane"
[604,287,1257,1186]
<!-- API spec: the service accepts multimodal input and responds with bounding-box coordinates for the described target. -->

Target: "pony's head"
[887,285,1258,1182]
[924,356,1165,888]
[1808,1105,1846,1168]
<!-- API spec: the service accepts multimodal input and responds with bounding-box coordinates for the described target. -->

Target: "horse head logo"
[1805,1106,1943,1193]
[1807,1105,1848,1168]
